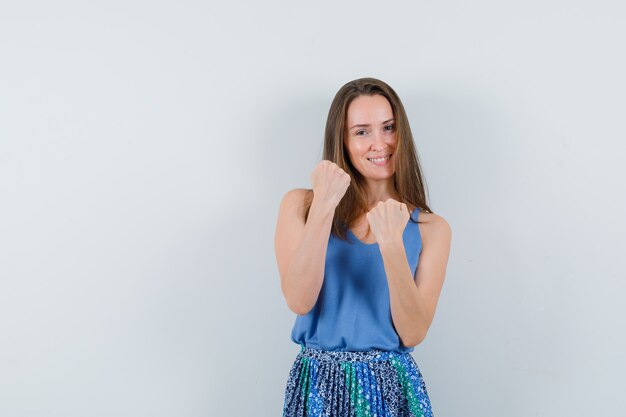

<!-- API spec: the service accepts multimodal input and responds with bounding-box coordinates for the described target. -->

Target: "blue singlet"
[290,207,422,353]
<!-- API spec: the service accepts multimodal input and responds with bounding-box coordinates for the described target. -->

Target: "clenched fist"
[310,160,351,209]
[366,199,410,246]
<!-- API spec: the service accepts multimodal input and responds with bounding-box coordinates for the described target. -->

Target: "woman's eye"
[356,130,367,136]
[384,124,395,132]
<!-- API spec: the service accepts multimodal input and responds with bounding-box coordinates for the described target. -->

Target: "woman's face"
[344,94,397,181]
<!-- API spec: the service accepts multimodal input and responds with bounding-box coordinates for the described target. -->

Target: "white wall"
[1,1,625,416]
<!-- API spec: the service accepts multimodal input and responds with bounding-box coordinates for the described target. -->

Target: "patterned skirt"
[282,345,434,417]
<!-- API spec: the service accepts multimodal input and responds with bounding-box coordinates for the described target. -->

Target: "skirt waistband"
[298,345,410,363]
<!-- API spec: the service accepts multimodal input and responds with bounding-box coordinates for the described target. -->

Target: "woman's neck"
[363,179,399,207]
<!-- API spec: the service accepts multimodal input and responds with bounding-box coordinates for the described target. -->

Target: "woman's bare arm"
[381,213,452,347]
[274,189,336,315]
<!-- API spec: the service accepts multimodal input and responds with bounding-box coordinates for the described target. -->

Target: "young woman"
[274,77,451,417]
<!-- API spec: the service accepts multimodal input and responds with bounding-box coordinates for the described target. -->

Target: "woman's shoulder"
[416,210,452,244]
[281,187,312,200]
[279,188,313,220]
[280,188,312,208]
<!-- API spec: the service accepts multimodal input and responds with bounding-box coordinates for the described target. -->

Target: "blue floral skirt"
[282,345,434,417]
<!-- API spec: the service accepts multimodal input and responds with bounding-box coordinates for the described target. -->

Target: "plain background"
[1,1,625,416]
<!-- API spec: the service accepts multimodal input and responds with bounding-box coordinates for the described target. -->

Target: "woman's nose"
[371,131,387,150]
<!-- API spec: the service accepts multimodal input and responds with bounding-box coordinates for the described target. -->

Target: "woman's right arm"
[274,161,351,315]
[274,189,337,315]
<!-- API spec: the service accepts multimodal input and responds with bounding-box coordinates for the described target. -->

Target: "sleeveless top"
[290,207,422,353]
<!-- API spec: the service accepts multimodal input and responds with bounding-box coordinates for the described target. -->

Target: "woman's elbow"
[287,300,313,316]
[281,282,318,315]
[402,330,427,348]
[283,290,315,315]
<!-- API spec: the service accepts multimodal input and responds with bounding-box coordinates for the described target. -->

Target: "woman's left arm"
[379,214,452,347]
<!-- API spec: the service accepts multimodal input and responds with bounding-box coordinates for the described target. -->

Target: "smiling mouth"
[367,154,392,164]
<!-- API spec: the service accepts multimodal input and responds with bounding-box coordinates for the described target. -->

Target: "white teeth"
[368,155,390,163]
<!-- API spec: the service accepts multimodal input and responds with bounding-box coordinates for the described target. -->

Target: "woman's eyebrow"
[349,118,395,130]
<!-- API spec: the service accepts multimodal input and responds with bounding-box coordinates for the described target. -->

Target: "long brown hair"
[303,77,432,240]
